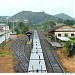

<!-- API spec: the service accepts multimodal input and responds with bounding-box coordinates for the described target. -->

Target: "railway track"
[10,37,31,72]
[37,29,65,73]
[9,29,65,73]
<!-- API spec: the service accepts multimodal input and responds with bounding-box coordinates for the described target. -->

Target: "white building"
[48,25,75,41]
[0,23,9,31]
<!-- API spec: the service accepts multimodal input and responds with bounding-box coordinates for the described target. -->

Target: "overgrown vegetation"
[0,51,13,56]
[14,22,29,34]
[64,19,75,26]
[65,36,75,56]
[0,43,6,49]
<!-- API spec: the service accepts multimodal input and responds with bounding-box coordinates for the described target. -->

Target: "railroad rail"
[37,29,65,73]
[10,37,30,72]
[10,29,65,73]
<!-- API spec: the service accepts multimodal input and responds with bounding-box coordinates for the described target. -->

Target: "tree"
[18,22,25,29]
[14,22,29,34]
[14,28,20,34]
[42,20,56,31]
[65,40,72,55]
[57,18,63,23]
[49,20,56,28]
[64,19,75,26]
[22,25,29,34]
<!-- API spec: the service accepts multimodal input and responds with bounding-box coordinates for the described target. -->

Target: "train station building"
[48,25,75,41]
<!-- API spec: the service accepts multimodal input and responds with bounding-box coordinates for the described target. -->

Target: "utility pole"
[13,21,14,33]
[7,18,8,37]
[5,23,6,45]
[5,17,8,44]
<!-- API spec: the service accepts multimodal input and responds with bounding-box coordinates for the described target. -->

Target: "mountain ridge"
[9,11,63,24]
[54,13,73,20]
[0,11,74,24]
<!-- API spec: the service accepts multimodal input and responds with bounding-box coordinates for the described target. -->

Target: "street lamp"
[13,21,14,33]
[12,20,18,33]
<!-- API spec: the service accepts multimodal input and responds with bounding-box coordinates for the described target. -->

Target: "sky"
[0,0,75,17]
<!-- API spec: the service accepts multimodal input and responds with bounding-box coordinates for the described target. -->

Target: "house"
[48,25,75,41]
[0,23,9,31]
[0,23,5,31]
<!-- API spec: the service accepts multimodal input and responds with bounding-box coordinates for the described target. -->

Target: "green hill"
[54,13,73,20]
[9,11,63,24]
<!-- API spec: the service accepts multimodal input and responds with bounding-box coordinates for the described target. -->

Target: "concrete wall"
[9,34,17,40]
[55,32,75,37]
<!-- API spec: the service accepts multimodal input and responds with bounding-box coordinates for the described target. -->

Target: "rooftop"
[50,42,62,47]
[57,37,70,41]
[0,23,6,26]
[48,25,75,33]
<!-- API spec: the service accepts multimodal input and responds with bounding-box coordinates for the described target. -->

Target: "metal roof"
[28,60,47,73]
[31,48,42,53]
[57,37,70,41]
[28,30,47,73]
[50,42,62,47]
[30,53,44,60]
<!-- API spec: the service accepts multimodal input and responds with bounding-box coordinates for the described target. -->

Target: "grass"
[0,43,6,49]
[0,51,13,56]
[0,40,13,57]
[0,34,25,57]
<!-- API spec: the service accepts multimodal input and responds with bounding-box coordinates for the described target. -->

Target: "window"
[58,34,61,37]
[71,34,74,36]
